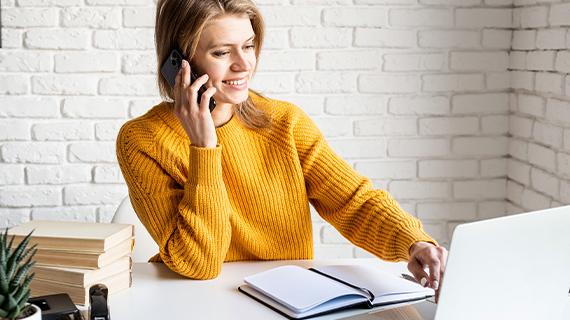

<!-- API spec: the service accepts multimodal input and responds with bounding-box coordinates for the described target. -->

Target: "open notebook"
[238,264,434,319]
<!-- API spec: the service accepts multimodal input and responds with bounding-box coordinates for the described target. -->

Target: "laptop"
[432,205,570,320]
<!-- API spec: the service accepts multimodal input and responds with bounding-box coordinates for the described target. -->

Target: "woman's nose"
[230,52,250,72]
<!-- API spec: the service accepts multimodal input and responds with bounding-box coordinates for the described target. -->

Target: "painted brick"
[521,188,551,211]
[328,139,386,158]
[509,138,528,161]
[354,160,416,179]
[93,30,154,50]
[62,7,121,29]
[419,117,479,135]
[422,74,484,92]
[510,51,526,70]
[68,142,116,163]
[260,6,320,26]
[456,8,512,28]
[86,0,150,5]
[530,168,559,198]
[481,158,507,177]
[526,51,555,71]
[291,28,352,48]
[97,205,119,223]
[561,181,570,203]
[3,8,57,27]
[546,98,570,125]
[356,29,417,48]
[388,138,449,157]
[532,121,563,148]
[17,0,82,5]
[518,94,544,117]
[482,30,512,49]
[32,122,93,141]
[482,115,509,134]
[451,93,509,114]
[355,118,417,136]
[95,121,123,140]
[0,97,59,118]
[389,181,449,200]
[389,96,449,115]
[390,9,453,27]
[31,207,97,222]
[528,142,556,172]
[0,75,28,94]
[520,6,548,28]
[478,201,507,220]
[563,129,570,151]
[313,117,352,137]
[549,3,570,26]
[0,165,25,185]
[0,51,51,72]
[25,29,89,49]
[383,53,444,72]
[557,152,570,178]
[419,160,478,178]
[450,51,509,71]
[129,99,160,118]
[263,28,288,50]
[507,180,524,204]
[321,225,350,244]
[296,72,357,93]
[55,52,118,73]
[123,7,155,27]
[0,120,30,140]
[93,165,125,183]
[32,75,98,95]
[0,186,61,207]
[273,95,324,116]
[453,179,506,199]
[98,75,158,96]
[1,143,64,164]
[510,71,534,91]
[555,51,570,73]
[509,115,533,138]
[452,136,508,156]
[259,51,314,71]
[486,72,511,90]
[317,51,378,70]
[417,202,477,221]
[314,245,354,259]
[419,30,480,49]
[250,73,294,93]
[323,7,388,27]
[325,96,386,115]
[508,158,531,185]
[62,97,127,119]
[512,30,536,50]
[0,209,30,229]
[535,72,563,95]
[536,28,567,50]
[359,74,419,93]
[64,185,127,205]
[26,165,92,184]
[1,29,22,49]
[421,0,480,4]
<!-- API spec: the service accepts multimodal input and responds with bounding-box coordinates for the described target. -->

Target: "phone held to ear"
[160,48,216,112]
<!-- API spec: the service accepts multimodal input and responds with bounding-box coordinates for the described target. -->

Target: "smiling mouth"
[222,78,246,86]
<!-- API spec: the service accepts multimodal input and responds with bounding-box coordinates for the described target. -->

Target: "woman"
[116,0,447,296]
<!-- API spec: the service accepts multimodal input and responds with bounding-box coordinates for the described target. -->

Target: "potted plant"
[0,229,40,320]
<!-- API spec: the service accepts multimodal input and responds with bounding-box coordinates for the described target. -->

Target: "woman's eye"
[245,44,255,50]
[213,51,229,57]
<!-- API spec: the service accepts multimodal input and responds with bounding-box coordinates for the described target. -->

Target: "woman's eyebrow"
[207,35,255,50]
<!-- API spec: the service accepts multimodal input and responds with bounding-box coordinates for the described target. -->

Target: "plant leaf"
[6,231,33,280]
[0,263,9,293]
[0,307,8,318]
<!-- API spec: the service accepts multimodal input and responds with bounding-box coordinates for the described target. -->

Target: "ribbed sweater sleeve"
[291,108,436,262]
[116,122,232,279]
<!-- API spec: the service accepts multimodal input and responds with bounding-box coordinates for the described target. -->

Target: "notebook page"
[244,265,368,313]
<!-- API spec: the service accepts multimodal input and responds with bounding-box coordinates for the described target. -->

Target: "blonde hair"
[155,0,270,129]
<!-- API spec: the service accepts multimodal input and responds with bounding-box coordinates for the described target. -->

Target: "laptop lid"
[435,205,570,320]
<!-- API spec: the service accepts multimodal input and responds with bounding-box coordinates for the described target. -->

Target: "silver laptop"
[434,205,570,320]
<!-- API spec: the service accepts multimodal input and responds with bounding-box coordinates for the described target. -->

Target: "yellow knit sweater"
[116,92,435,280]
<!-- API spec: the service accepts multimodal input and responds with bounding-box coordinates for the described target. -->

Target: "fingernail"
[420,277,427,287]
[433,280,439,290]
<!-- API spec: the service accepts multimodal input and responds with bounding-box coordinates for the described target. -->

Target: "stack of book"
[9,220,134,306]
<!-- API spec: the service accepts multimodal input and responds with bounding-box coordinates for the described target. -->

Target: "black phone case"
[160,48,216,112]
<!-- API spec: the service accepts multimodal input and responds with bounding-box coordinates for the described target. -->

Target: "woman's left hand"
[407,241,448,302]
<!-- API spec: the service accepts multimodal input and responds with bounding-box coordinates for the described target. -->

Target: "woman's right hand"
[173,60,218,148]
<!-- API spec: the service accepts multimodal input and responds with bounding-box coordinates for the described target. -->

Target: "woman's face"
[192,14,257,108]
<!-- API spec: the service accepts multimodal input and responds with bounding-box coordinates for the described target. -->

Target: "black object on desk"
[29,293,83,320]
[89,284,110,320]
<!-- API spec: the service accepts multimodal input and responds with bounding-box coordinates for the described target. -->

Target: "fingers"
[188,73,210,111]
[407,260,430,288]
[199,86,217,112]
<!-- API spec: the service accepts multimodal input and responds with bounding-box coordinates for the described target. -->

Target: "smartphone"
[160,48,216,112]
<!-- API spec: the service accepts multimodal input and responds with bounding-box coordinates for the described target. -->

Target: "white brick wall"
[0,0,566,258]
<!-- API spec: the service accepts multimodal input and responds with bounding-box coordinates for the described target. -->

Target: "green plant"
[0,229,37,320]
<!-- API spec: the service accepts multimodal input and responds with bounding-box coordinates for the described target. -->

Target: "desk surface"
[109,259,570,320]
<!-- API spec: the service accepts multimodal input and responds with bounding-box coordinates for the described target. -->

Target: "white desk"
[109,259,570,320]
[109,259,435,320]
